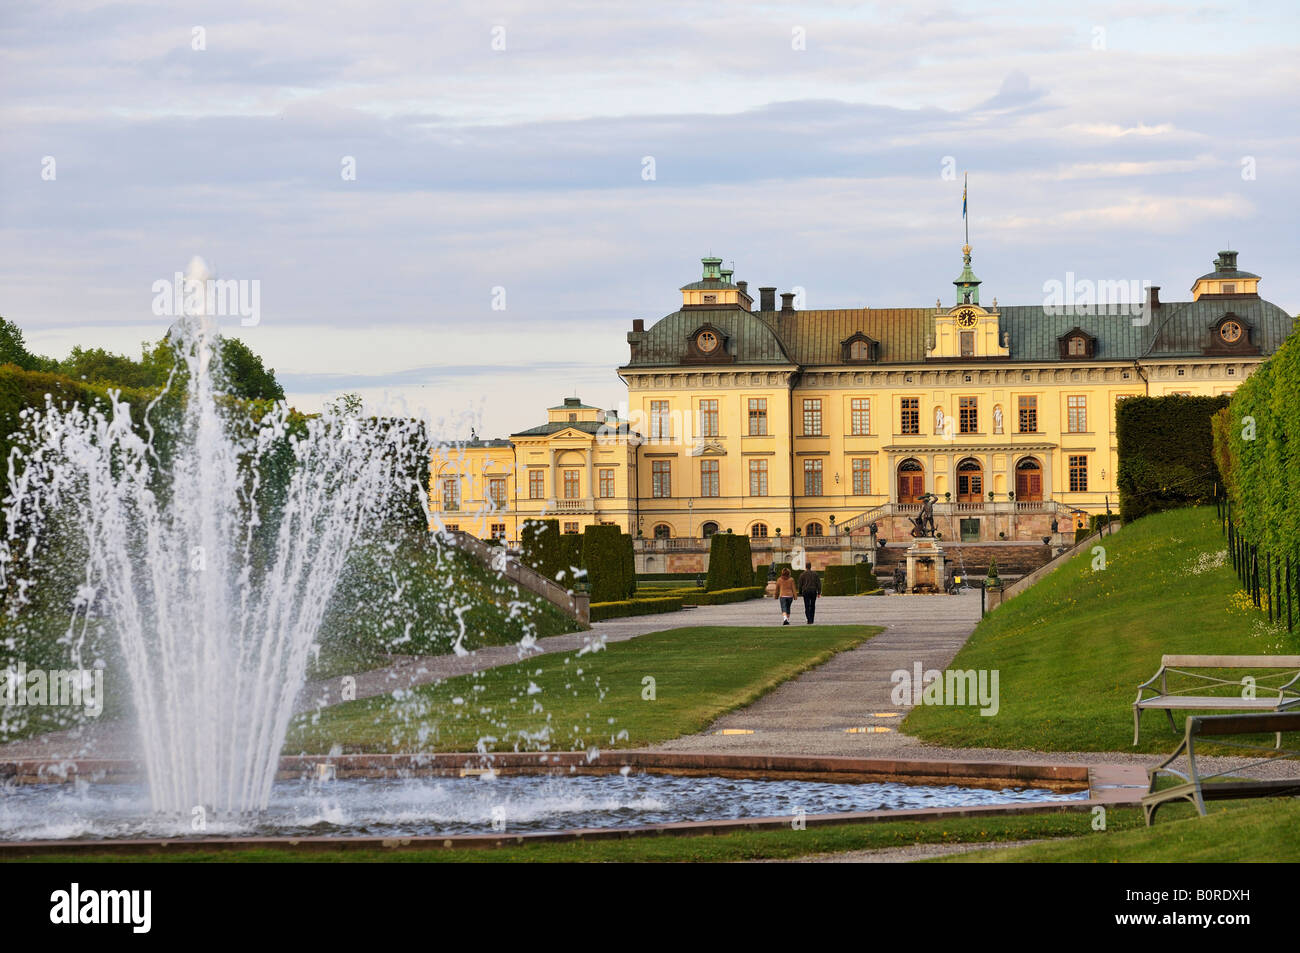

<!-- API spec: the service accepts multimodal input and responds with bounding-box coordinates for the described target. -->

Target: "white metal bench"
[1132,655,1300,745]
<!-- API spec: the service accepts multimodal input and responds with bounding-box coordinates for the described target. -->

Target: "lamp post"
[687,498,693,539]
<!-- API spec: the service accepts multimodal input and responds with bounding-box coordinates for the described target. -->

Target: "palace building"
[432,246,1291,567]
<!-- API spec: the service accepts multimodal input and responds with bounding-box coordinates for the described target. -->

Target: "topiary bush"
[581,524,634,603]
[521,519,561,581]
[589,594,684,622]
[823,565,857,595]
[557,532,585,586]
[705,532,753,591]
[855,561,880,593]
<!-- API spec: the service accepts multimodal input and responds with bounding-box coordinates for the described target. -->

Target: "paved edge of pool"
[0,751,1148,856]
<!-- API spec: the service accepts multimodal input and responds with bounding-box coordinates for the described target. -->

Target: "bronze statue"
[909,492,938,538]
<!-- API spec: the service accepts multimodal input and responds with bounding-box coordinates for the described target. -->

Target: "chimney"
[759,287,776,311]
[1146,285,1160,311]
[632,318,645,332]
[780,292,796,313]
[736,280,748,295]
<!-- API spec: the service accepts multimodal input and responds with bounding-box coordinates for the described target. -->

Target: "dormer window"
[684,324,733,363]
[1221,283,1235,294]
[1205,312,1258,355]
[1057,328,1096,360]
[840,332,880,364]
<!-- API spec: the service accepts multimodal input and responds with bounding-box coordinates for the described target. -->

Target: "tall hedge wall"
[581,524,634,603]
[1215,321,1300,569]
[558,533,585,585]
[521,519,560,581]
[705,532,753,591]
[1116,394,1230,523]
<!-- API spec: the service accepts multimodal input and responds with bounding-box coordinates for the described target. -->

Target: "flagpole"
[964,172,969,246]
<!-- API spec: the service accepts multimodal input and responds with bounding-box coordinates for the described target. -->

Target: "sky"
[2,0,1297,439]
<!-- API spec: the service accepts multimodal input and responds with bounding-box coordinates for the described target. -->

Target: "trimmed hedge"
[581,524,633,603]
[1215,319,1300,574]
[637,572,704,582]
[823,565,858,596]
[705,532,753,591]
[521,519,561,581]
[589,594,684,622]
[1116,394,1231,523]
[558,533,585,586]
[690,586,765,605]
[855,562,880,593]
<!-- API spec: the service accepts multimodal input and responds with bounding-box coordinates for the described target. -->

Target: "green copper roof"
[953,245,981,305]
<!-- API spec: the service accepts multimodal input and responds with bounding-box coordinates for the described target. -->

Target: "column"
[548,448,558,504]
[585,447,595,512]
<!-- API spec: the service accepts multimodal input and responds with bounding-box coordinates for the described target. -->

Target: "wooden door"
[898,472,924,503]
[1015,469,1042,501]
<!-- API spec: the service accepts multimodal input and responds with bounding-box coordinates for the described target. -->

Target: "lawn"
[286,624,879,753]
[6,805,1139,863]
[938,797,1300,862]
[903,506,1298,752]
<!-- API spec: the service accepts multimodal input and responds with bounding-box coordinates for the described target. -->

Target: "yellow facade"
[429,398,638,541]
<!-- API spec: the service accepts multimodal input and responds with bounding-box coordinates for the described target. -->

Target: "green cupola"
[954,243,981,305]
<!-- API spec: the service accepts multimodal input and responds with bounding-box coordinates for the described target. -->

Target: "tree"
[0,317,56,372]
[218,337,284,401]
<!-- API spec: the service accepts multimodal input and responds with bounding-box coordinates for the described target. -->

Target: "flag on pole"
[962,172,967,219]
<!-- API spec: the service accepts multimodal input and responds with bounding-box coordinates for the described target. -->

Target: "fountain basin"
[0,752,1111,855]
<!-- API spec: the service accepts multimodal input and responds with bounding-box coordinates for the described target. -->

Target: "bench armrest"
[1135,666,1167,699]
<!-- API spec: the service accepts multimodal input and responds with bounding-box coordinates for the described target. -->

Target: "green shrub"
[1074,526,1093,544]
[521,519,560,581]
[754,562,793,587]
[557,533,585,586]
[1117,394,1231,523]
[855,561,880,592]
[581,524,634,603]
[691,586,765,605]
[621,533,637,598]
[589,594,684,622]
[823,565,858,595]
[705,532,753,591]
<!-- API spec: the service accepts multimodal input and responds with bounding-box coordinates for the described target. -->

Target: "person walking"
[774,567,797,625]
[797,565,821,624]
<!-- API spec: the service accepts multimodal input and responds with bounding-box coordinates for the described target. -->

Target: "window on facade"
[650,400,670,440]
[1067,336,1086,356]
[651,460,671,498]
[490,523,506,540]
[701,521,719,537]
[1069,455,1088,492]
[488,477,506,506]
[444,524,459,533]
[700,459,720,497]
[851,398,870,435]
[702,293,717,304]
[1221,283,1236,294]
[1067,395,1087,433]
[802,399,823,436]
[850,339,871,360]
[698,399,719,438]
[805,522,824,538]
[748,398,768,435]
[598,468,615,498]
[900,397,920,435]
[563,522,579,535]
[749,459,768,497]
[528,470,544,500]
[653,523,671,539]
[1018,395,1038,433]
[803,458,823,496]
[563,469,581,499]
[959,396,978,434]
[441,478,459,511]
[751,523,768,538]
[960,331,975,357]
[852,458,871,495]
[568,413,577,422]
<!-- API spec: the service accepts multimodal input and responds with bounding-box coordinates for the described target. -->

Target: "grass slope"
[938,798,1300,862]
[903,506,1296,752]
[287,624,879,754]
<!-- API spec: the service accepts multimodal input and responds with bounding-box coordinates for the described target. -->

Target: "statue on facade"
[993,404,1003,434]
[893,565,907,592]
[935,407,945,434]
[909,492,938,538]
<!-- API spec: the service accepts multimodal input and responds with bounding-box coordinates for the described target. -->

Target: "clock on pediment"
[1204,312,1258,355]
[956,308,979,329]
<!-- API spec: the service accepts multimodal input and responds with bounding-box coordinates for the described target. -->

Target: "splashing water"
[1,315,425,814]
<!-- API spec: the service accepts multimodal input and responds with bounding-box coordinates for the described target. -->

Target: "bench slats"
[1160,654,1300,668]
[1137,696,1293,710]
[1191,711,1300,737]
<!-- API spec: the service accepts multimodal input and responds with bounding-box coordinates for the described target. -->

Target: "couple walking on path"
[775,567,822,625]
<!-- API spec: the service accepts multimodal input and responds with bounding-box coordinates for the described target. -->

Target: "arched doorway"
[1015,457,1043,501]
[805,521,824,538]
[653,523,671,539]
[701,521,719,537]
[956,457,984,502]
[750,522,768,538]
[897,458,925,503]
